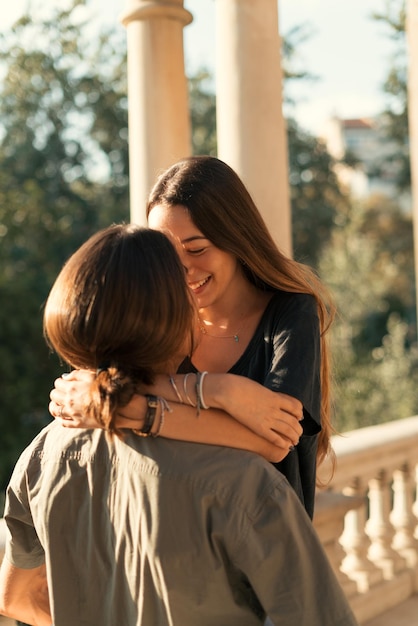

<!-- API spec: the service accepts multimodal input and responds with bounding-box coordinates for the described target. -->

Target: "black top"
[179,291,321,519]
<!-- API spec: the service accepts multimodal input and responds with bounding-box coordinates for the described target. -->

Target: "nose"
[176,247,192,275]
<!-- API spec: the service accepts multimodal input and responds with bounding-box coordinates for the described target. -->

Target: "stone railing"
[314,415,418,624]
[2,417,418,625]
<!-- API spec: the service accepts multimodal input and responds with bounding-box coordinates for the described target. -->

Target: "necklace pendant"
[234,334,239,342]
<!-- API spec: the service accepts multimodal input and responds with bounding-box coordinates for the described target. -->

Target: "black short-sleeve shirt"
[180,291,321,519]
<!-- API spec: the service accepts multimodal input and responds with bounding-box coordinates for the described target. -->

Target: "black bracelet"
[134,395,159,437]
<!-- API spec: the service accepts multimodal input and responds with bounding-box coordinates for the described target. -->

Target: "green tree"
[281,23,354,267]
[287,119,351,267]
[188,69,217,155]
[373,0,410,191]
[0,2,130,493]
[319,197,418,432]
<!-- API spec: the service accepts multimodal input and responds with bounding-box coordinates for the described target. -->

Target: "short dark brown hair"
[44,225,195,430]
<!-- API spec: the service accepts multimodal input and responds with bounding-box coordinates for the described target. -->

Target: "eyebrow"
[181,236,208,244]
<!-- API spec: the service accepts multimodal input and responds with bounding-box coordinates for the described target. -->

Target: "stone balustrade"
[315,415,418,624]
[1,416,418,624]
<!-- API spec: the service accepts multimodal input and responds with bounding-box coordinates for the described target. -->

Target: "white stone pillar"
[215,0,292,256]
[120,0,193,225]
[407,0,418,335]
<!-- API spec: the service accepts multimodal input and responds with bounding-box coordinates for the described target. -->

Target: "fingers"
[49,387,62,405]
[260,415,303,449]
[272,415,302,439]
[52,370,93,397]
[266,431,298,453]
[273,432,299,450]
[49,370,89,424]
[278,393,304,421]
[49,399,59,418]
[49,369,94,415]
[60,369,92,381]
[49,400,79,428]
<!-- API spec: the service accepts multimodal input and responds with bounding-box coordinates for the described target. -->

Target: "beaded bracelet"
[152,397,172,438]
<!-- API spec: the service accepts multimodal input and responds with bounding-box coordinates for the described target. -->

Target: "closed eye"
[185,247,206,255]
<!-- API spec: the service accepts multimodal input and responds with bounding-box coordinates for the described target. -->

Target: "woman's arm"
[116,395,292,463]
[50,371,301,461]
[146,372,303,446]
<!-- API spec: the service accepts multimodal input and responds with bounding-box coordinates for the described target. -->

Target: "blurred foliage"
[287,119,352,267]
[321,0,417,432]
[372,0,410,191]
[280,23,356,266]
[319,196,417,432]
[281,22,319,106]
[188,69,217,156]
[285,1,417,432]
[0,2,129,495]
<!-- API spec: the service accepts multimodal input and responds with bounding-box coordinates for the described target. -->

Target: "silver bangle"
[195,371,209,416]
[169,375,183,403]
[183,373,196,407]
[198,371,209,410]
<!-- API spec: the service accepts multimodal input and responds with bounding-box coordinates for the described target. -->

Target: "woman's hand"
[207,374,303,448]
[50,369,147,430]
[49,369,97,427]
[49,370,147,430]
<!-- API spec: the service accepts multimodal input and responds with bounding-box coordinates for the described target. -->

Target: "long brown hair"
[44,224,195,433]
[147,156,336,468]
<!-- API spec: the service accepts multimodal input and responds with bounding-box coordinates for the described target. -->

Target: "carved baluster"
[391,463,418,567]
[366,470,406,578]
[314,491,360,598]
[340,478,383,592]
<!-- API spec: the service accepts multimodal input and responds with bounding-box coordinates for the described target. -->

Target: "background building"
[321,115,411,210]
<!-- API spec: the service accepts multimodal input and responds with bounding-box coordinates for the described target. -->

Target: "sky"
[0,0,398,136]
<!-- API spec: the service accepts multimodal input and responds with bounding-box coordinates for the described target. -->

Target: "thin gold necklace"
[198,318,241,342]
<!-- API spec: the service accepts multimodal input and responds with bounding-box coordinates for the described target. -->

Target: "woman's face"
[148,204,243,310]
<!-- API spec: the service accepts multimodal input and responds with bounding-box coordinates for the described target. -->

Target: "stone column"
[407,0,418,334]
[120,0,193,225]
[215,0,292,256]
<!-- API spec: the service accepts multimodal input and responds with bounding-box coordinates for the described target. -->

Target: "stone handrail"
[314,415,418,624]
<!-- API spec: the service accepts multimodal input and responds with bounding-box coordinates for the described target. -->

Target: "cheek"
[217,255,238,277]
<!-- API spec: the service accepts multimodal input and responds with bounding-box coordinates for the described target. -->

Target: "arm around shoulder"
[145,372,303,450]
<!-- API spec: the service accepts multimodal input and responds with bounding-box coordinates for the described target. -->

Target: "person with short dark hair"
[0,225,357,625]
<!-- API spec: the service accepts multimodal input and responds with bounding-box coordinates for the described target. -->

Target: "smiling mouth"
[189,276,211,291]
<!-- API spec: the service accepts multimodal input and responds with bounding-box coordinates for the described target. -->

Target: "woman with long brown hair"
[50,156,335,518]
